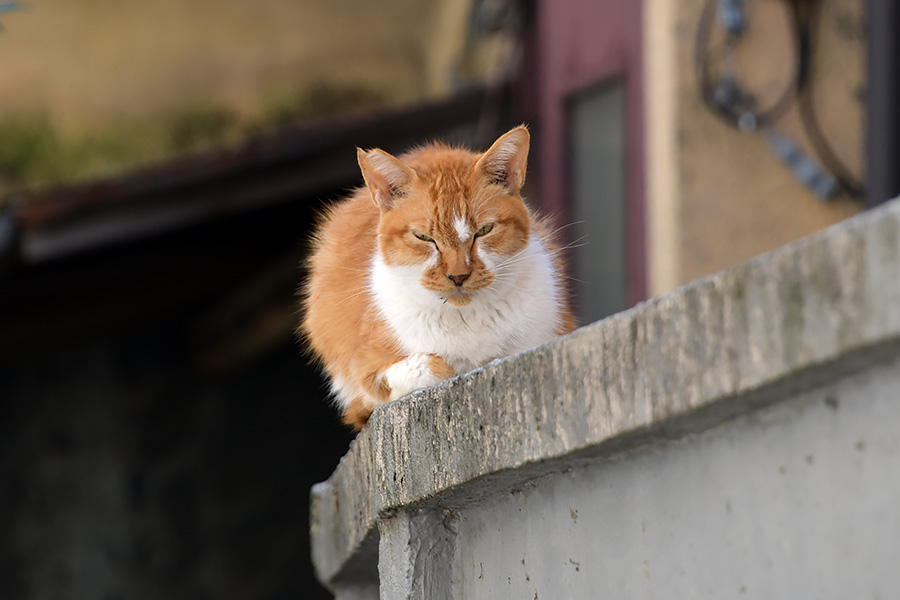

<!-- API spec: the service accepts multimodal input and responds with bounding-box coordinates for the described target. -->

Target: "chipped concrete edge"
[310,198,900,587]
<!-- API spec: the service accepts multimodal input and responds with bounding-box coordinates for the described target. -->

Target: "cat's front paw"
[384,354,455,401]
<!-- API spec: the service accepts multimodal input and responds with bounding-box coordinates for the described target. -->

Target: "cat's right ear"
[357,148,416,212]
[476,125,530,194]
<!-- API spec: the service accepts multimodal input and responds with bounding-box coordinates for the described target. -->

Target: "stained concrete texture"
[310,198,900,598]
[456,358,900,598]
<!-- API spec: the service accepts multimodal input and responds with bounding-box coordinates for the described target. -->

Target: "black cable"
[695,0,799,128]
[694,0,864,198]
[788,0,865,197]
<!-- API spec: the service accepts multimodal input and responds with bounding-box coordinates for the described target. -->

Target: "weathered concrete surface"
[310,198,900,594]
[457,356,900,598]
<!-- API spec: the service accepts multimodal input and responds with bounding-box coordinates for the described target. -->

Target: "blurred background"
[0,0,895,598]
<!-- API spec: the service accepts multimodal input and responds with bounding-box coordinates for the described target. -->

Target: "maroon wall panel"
[535,0,646,305]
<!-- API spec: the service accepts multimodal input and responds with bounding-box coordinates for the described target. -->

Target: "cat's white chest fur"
[370,238,565,376]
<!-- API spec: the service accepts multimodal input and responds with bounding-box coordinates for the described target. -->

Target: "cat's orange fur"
[301,126,575,430]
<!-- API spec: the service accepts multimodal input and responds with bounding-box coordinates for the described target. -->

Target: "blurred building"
[0,0,895,598]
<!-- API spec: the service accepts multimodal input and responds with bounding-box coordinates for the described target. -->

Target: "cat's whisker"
[543,235,590,256]
[492,244,533,270]
[480,285,509,302]
[489,223,587,269]
[540,220,585,240]
[551,240,589,254]
[492,242,584,275]
[495,240,587,273]
[560,233,589,246]
[490,226,586,271]
[476,211,500,225]
[556,274,587,284]
[331,286,372,307]
[494,247,547,270]
[473,199,497,220]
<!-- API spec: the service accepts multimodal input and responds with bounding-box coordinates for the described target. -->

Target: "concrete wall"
[310,198,900,599]
[456,359,900,598]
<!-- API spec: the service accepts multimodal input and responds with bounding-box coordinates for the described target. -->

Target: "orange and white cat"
[301,125,575,430]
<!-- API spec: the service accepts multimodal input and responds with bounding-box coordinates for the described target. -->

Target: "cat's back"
[302,190,379,353]
[309,189,379,269]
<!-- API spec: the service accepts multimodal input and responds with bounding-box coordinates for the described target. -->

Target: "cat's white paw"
[384,354,445,401]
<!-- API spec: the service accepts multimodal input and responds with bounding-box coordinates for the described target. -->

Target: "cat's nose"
[447,273,470,287]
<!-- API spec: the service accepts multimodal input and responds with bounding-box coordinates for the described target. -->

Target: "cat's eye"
[475,223,494,237]
[414,231,435,243]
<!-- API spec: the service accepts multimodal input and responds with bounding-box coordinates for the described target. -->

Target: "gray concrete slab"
[457,356,900,599]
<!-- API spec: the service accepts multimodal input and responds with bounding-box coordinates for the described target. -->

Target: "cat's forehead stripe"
[453,213,471,243]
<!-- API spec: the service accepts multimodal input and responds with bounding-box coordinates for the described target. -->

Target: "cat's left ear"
[476,125,530,194]
[358,148,417,212]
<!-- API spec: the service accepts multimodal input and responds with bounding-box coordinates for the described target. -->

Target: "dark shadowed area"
[0,184,355,598]
[0,336,351,600]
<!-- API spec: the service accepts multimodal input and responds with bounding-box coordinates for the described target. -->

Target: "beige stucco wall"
[0,0,481,126]
[645,0,865,295]
[0,0,502,190]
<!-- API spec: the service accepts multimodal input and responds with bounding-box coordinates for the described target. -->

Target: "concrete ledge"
[310,198,900,589]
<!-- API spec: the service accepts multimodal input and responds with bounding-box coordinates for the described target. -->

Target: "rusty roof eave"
[8,86,493,264]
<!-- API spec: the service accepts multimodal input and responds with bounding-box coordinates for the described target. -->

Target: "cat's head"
[358,126,532,307]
